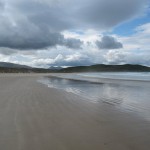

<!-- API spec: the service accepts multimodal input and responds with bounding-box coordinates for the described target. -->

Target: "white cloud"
[103,23,150,66]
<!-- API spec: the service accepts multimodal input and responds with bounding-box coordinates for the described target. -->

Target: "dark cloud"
[63,38,83,49]
[0,0,147,50]
[0,29,82,50]
[0,31,62,50]
[0,0,82,50]
[96,36,123,49]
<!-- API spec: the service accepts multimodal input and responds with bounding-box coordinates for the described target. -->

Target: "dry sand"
[0,73,150,150]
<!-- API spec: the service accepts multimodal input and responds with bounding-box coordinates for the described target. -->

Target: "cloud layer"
[0,0,147,50]
[0,0,149,67]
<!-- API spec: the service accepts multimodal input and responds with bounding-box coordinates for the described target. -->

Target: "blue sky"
[0,0,150,67]
[113,10,150,36]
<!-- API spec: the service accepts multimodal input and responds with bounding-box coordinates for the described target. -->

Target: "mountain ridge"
[59,64,150,72]
[0,62,32,69]
[0,62,149,73]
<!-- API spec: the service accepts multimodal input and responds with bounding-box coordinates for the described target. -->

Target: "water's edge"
[38,73,150,121]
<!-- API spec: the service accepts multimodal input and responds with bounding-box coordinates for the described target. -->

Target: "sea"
[79,72,150,81]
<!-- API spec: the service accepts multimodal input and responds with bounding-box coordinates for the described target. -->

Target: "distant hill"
[59,64,150,73]
[0,62,52,73]
[49,66,63,70]
[0,62,31,69]
[0,63,149,73]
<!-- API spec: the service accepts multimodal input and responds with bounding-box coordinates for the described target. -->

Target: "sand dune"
[0,74,150,150]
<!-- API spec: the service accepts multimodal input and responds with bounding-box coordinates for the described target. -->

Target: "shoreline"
[0,73,150,150]
[44,73,150,87]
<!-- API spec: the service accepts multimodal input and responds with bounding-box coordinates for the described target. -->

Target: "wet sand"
[0,74,150,150]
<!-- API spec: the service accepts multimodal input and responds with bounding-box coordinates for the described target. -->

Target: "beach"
[0,73,150,150]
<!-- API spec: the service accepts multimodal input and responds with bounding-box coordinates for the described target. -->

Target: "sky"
[0,0,150,68]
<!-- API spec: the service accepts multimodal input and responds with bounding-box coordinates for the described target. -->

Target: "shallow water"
[78,72,150,81]
[39,73,150,121]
